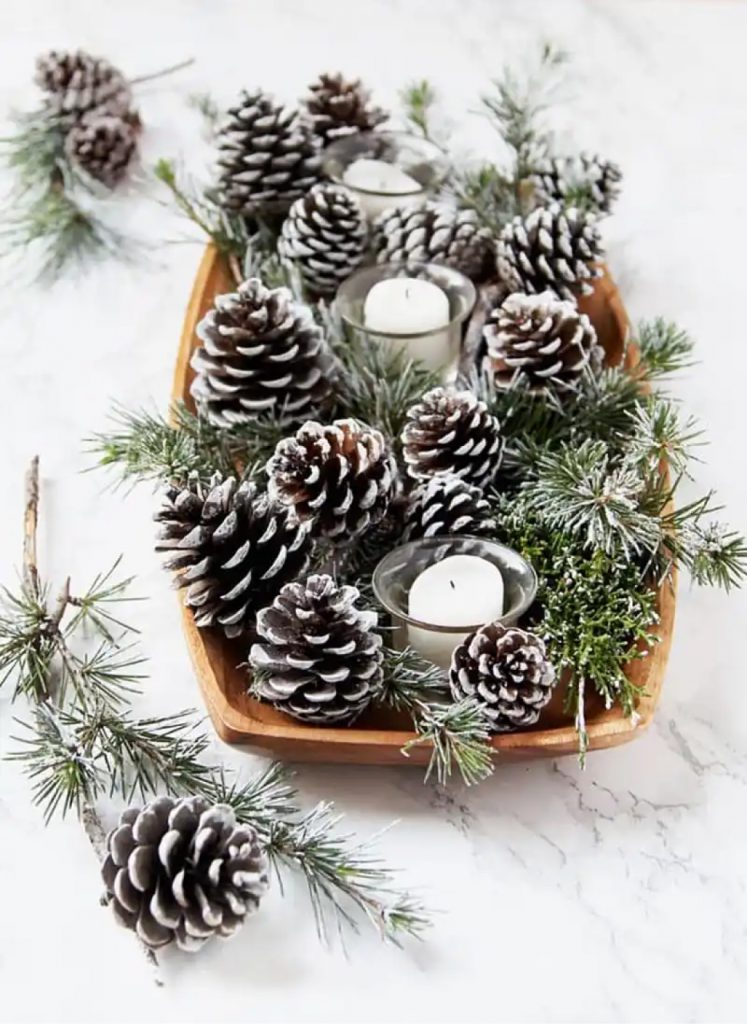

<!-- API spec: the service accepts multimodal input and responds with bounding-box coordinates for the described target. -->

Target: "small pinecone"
[278,183,367,297]
[496,204,603,301]
[450,622,556,731]
[65,113,137,187]
[35,49,132,121]
[215,90,320,214]
[303,72,388,148]
[374,202,494,281]
[190,278,335,428]
[404,476,496,540]
[483,290,604,391]
[401,387,502,485]
[267,419,398,541]
[155,474,311,638]
[102,795,269,952]
[532,154,622,215]
[250,574,383,724]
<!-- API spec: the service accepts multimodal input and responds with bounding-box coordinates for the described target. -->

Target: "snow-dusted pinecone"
[401,388,502,485]
[250,574,383,724]
[102,796,269,952]
[215,90,320,214]
[65,113,138,187]
[303,71,388,148]
[155,474,311,638]
[532,154,622,215]
[267,419,398,541]
[190,278,335,428]
[374,202,493,281]
[404,476,496,540]
[483,290,604,391]
[450,622,556,731]
[278,183,367,297]
[496,204,603,300]
[35,49,132,121]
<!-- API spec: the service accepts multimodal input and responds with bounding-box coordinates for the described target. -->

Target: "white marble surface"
[1,1,747,1021]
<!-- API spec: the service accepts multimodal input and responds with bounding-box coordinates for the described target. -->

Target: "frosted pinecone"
[35,49,132,122]
[404,476,496,540]
[267,419,398,541]
[155,474,311,638]
[497,204,603,301]
[483,290,604,391]
[278,183,367,297]
[374,202,493,281]
[102,796,269,952]
[190,278,335,428]
[450,622,556,731]
[303,72,388,148]
[250,574,383,724]
[401,387,503,485]
[65,113,138,187]
[532,154,622,215]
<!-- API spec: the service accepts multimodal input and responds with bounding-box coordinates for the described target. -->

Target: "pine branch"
[400,80,438,140]
[634,319,696,381]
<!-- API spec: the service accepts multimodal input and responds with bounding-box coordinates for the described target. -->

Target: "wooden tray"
[172,245,676,764]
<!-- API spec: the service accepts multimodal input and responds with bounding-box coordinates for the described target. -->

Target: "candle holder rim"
[322,129,448,195]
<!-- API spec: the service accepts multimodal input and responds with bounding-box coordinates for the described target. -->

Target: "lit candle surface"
[363,277,454,374]
[342,158,423,219]
[407,554,505,669]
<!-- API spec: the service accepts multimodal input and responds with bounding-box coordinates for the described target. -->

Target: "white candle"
[342,158,423,220]
[407,555,505,669]
[363,277,456,375]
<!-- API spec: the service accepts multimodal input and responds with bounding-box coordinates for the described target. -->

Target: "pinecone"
[401,387,502,485]
[155,474,311,638]
[190,278,335,428]
[450,621,556,731]
[278,183,367,297]
[496,204,603,301]
[215,90,320,214]
[102,795,269,952]
[303,72,388,148]
[483,290,604,391]
[250,574,383,724]
[65,113,138,187]
[532,154,622,215]
[35,49,132,121]
[267,419,398,541]
[374,202,494,281]
[404,476,496,540]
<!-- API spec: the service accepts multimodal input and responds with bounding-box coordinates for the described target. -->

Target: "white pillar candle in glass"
[407,555,505,669]
[363,277,454,374]
[342,158,422,220]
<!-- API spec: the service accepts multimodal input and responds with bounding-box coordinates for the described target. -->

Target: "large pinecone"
[450,622,556,731]
[496,204,603,301]
[374,202,493,281]
[250,574,383,724]
[401,387,503,485]
[532,154,622,215]
[35,49,132,121]
[215,90,320,214]
[65,113,138,187]
[190,278,335,428]
[278,183,367,297]
[303,71,388,148]
[267,419,398,541]
[155,474,311,638]
[404,476,496,540]
[102,796,269,952]
[483,290,604,391]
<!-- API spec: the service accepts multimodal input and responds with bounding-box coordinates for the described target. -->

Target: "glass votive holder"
[372,535,538,671]
[336,261,476,380]
[322,130,449,221]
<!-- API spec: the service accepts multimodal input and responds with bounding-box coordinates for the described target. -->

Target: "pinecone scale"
[374,202,493,281]
[303,72,387,148]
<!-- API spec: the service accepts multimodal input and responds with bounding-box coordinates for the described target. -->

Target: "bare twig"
[23,456,40,595]
[129,57,195,88]
[227,252,243,286]
[48,576,70,634]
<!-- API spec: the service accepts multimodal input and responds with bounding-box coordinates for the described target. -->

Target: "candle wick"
[449,579,456,590]
[404,288,410,300]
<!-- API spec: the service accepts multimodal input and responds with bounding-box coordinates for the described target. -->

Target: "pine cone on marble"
[496,204,603,301]
[250,574,383,724]
[35,49,133,122]
[532,154,622,216]
[278,183,367,297]
[404,476,496,540]
[374,202,493,281]
[303,72,388,148]
[65,112,138,187]
[215,90,320,214]
[483,290,604,392]
[190,278,335,428]
[102,795,269,952]
[267,419,398,541]
[401,387,502,485]
[155,474,311,638]
[450,621,556,731]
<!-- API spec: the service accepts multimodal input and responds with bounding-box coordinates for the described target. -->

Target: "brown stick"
[129,57,195,88]
[23,456,40,595]
[227,252,243,286]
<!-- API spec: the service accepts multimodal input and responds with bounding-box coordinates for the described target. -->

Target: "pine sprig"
[400,79,438,140]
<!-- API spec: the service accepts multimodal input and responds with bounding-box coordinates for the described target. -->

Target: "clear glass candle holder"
[336,261,476,379]
[372,535,538,670]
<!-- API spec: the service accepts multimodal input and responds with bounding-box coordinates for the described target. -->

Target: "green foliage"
[635,318,696,381]
[400,79,438,140]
